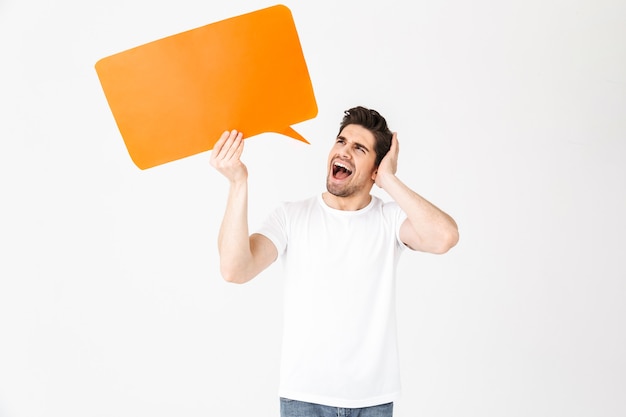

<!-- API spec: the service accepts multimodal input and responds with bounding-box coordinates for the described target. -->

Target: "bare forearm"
[217,180,255,281]
[379,172,459,253]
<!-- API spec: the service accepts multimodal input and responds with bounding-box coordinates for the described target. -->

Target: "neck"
[322,192,372,211]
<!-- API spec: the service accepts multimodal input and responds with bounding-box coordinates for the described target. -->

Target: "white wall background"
[1,0,625,416]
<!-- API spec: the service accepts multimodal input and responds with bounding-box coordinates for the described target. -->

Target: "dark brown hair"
[338,106,393,166]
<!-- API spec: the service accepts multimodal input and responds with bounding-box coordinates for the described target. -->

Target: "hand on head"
[375,132,399,188]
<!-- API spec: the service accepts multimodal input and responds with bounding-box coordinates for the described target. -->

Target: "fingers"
[232,134,244,160]
[211,130,243,164]
[388,132,399,162]
[212,130,232,155]
[223,130,243,161]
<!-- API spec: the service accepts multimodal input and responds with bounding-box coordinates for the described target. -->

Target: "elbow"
[220,264,250,285]
[432,228,460,255]
[222,273,244,284]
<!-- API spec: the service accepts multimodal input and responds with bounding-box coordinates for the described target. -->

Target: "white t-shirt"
[257,194,408,408]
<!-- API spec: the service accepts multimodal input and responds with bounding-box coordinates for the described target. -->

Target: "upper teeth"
[335,162,349,170]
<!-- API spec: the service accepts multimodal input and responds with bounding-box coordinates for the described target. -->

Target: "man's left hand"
[375,132,399,189]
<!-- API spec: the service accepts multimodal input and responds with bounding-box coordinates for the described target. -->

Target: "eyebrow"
[337,135,370,153]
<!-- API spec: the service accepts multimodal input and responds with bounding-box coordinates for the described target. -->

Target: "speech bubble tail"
[277,126,311,144]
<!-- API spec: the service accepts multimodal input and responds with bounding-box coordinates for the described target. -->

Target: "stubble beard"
[326,175,358,197]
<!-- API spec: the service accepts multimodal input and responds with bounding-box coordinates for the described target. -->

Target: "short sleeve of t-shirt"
[256,204,289,256]
[383,200,409,250]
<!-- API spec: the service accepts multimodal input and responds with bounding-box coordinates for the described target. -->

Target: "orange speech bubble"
[95,4,317,170]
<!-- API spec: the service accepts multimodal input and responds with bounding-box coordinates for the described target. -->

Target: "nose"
[337,146,352,160]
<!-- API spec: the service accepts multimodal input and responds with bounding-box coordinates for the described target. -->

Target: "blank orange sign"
[95,4,317,169]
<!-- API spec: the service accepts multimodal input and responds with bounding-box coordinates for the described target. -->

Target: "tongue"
[334,168,351,180]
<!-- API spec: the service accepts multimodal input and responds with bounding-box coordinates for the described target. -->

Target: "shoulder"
[266,195,319,225]
[281,195,319,212]
[371,196,403,215]
[372,196,407,229]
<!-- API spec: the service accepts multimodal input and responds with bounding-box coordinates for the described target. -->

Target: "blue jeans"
[280,398,393,417]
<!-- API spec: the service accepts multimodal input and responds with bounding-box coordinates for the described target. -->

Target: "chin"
[326,182,353,198]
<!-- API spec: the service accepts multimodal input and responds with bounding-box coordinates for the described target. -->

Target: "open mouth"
[332,161,353,180]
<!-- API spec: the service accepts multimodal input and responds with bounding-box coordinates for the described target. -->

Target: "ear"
[371,168,378,181]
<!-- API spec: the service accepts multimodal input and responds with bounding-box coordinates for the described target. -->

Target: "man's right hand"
[209,130,248,183]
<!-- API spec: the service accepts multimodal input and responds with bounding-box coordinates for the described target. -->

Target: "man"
[210,106,459,417]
